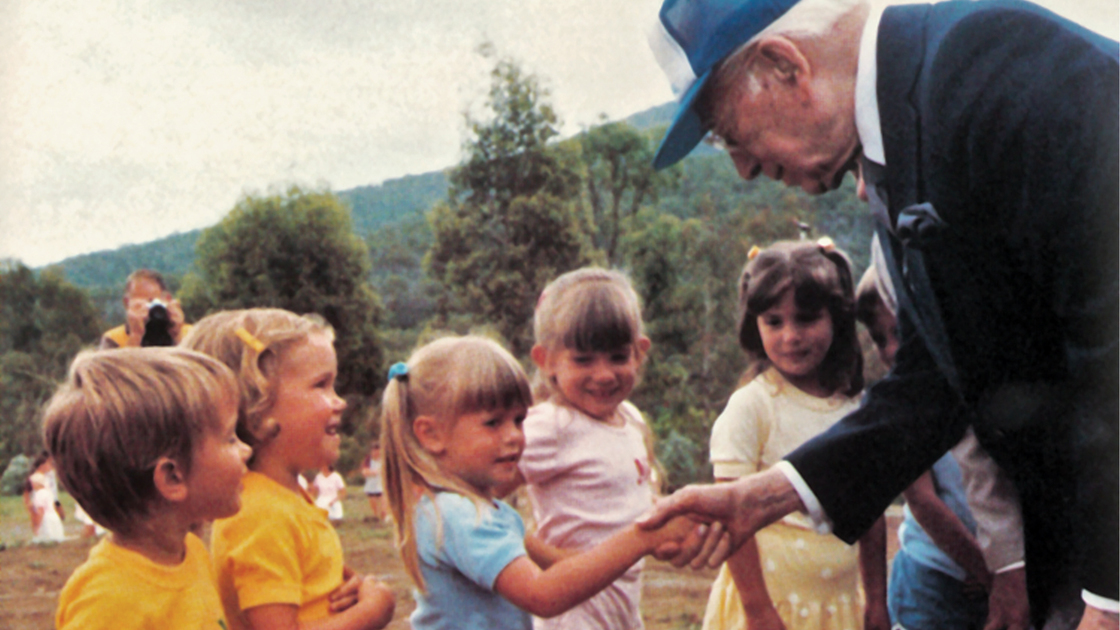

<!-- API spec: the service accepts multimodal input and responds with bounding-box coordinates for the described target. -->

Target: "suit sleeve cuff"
[774,461,833,535]
[1082,591,1120,614]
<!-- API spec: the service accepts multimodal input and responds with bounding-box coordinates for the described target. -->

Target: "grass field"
[0,489,721,630]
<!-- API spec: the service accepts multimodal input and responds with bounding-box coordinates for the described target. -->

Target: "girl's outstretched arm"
[494,516,699,618]
[858,516,889,630]
[524,532,575,570]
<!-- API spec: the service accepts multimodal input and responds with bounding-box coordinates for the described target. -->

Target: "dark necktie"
[860,156,961,393]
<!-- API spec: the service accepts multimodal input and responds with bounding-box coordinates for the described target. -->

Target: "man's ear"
[530,344,549,370]
[412,415,447,456]
[755,36,811,86]
[152,456,188,503]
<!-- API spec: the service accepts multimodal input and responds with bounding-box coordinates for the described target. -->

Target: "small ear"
[530,344,549,370]
[152,456,188,503]
[412,415,447,456]
[251,417,281,444]
[755,36,811,85]
[636,336,652,355]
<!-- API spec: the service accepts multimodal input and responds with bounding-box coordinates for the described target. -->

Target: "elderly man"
[641,0,1118,628]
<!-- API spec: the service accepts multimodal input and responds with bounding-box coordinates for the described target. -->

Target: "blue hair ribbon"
[387,362,409,382]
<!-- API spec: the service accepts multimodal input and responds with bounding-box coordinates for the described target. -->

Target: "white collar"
[855,1,889,166]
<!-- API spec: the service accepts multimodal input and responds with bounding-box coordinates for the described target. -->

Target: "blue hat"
[650,0,801,169]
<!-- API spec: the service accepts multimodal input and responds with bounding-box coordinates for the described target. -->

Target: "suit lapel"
[874,4,962,394]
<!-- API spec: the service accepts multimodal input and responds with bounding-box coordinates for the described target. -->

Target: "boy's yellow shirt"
[211,471,344,630]
[56,533,225,630]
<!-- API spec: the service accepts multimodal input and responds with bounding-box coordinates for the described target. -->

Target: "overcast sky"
[1,0,1116,267]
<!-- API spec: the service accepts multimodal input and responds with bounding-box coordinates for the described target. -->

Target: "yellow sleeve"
[709,380,772,479]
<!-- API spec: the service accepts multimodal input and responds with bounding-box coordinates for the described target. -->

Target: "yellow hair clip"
[747,245,762,260]
[817,236,835,253]
[235,327,266,353]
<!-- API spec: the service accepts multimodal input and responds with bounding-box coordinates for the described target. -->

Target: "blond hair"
[42,348,237,537]
[532,267,647,402]
[379,336,532,591]
[181,309,333,450]
[531,267,663,490]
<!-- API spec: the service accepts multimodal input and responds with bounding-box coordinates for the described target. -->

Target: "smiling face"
[184,394,252,521]
[436,406,526,498]
[265,332,347,475]
[757,289,834,395]
[536,340,648,421]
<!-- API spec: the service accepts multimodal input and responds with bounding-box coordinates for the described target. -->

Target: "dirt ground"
[0,492,901,630]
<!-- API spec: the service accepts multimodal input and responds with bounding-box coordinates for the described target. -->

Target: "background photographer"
[98,269,191,348]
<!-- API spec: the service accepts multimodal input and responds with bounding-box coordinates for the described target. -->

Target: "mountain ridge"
[46,101,678,290]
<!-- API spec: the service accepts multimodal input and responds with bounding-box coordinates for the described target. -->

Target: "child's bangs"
[559,286,639,353]
[449,348,532,415]
[792,278,834,314]
[745,272,793,317]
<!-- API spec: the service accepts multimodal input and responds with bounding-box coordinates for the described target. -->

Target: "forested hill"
[51,171,453,290]
[48,102,679,290]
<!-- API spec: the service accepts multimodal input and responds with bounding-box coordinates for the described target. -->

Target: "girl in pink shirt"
[518,267,659,630]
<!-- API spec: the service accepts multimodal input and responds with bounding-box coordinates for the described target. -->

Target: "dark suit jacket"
[784,0,1119,621]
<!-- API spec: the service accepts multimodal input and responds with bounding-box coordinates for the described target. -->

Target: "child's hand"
[354,576,395,629]
[329,573,364,613]
[745,603,787,630]
[645,514,702,552]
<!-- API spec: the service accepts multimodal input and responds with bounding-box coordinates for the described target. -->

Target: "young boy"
[857,262,995,630]
[44,348,251,630]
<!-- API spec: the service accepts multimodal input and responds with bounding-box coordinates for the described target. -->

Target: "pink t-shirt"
[313,472,345,509]
[519,400,654,630]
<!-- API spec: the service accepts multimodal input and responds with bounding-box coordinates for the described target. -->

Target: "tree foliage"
[427,58,598,355]
[0,262,102,476]
[580,121,679,263]
[183,186,385,402]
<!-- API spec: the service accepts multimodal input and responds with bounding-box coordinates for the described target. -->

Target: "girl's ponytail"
[815,239,863,396]
[380,366,426,590]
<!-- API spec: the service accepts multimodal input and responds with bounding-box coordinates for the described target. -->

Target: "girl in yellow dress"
[702,240,888,630]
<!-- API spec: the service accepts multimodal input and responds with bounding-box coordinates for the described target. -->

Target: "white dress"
[31,484,65,543]
[313,472,346,521]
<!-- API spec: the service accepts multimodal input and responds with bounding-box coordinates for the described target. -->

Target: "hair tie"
[817,236,835,253]
[387,362,409,382]
[747,245,762,260]
[235,327,266,353]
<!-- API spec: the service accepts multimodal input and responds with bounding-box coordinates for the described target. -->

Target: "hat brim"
[652,67,713,170]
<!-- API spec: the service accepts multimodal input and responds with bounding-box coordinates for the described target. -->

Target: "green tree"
[580,121,679,263]
[426,58,598,355]
[0,262,102,475]
[183,186,385,405]
[367,215,439,331]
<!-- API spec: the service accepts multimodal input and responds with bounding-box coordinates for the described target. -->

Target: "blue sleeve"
[420,494,527,591]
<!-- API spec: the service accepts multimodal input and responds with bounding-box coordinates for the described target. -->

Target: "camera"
[140,299,175,347]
